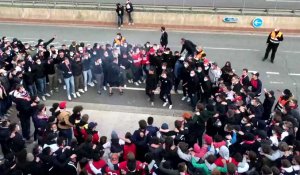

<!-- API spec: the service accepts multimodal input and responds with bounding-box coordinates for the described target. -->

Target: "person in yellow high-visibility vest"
[263,28,284,63]
[113,33,126,47]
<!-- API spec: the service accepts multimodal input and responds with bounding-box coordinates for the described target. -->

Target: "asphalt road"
[1,22,299,111]
[60,0,300,10]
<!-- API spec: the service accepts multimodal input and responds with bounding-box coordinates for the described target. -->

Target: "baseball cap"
[59,101,67,109]
[88,122,97,129]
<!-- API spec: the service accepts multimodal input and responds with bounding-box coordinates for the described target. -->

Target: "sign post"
[252,17,263,28]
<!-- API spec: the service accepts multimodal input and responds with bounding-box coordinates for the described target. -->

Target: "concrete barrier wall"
[0,7,299,30]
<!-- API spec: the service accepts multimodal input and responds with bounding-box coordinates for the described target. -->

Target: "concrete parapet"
[0,6,299,31]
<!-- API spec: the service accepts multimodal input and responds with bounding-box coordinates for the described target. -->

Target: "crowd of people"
[0,28,299,175]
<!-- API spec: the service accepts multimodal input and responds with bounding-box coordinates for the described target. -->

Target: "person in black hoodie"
[24,55,37,97]
[7,123,25,154]
[160,71,173,109]
[46,53,58,94]
[187,70,199,111]
[116,3,124,29]
[72,56,84,98]
[180,38,197,57]
[92,58,104,95]
[262,89,275,121]
[59,57,76,101]
[33,58,50,101]
[145,67,157,106]
[0,120,10,156]
[125,0,134,25]
[160,26,168,48]
[107,58,124,96]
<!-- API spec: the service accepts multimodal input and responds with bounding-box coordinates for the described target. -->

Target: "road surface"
[0,22,299,112]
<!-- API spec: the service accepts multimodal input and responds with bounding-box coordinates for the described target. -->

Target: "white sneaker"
[118,27,121,29]
[58,79,62,84]
[124,84,127,88]
[181,96,187,101]
[78,89,84,93]
[169,105,173,109]
[88,82,95,87]
[93,80,98,84]
[134,82,139,86]
[151,102,154,106]
[68,95,71,101]
[103,86,107,91]
[42,96,46,101]
[72,93,77,98]
[163,102,168,107]
[63,85,66,90]
[138,80,142,84]
[76,92,81,97]
[84,87,87,92]
[187,98,191,103]
[50,90,53,95]
[44,93,51,97]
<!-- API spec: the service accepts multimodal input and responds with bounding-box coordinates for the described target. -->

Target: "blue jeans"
[59,128,72,146]
[27,84,37,97]
[83,70,92,87]
[64,76,75,96]
[118,15,123,27]
[36,77,46,97]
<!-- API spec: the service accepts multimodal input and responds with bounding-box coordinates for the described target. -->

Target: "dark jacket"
[146,74,157,90]
[33,63,46,79]
[262,92,275,120]
[7,132,25,153]
[160,32,168,47]
[116,5,124,16]
[92,63,103,75]
[125,2,133,13]
[160,77,172,93]
[180,40,197,55]
[187,75,199,94]
[107,62,120,84]
[59,63,73,79]
[71,60,83,77]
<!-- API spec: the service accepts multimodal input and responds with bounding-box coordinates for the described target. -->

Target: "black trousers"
[19,116,31,140]
[264,43,279,62]
[160,91,172,105]
[146,89,155,102]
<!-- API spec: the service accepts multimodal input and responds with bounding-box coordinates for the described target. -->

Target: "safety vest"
[195,50,206,60]
[114,37,126,46]
[270,31,282,44]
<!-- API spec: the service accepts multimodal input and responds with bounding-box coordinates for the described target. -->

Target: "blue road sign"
[223,17,238,23]
[252,17,263,28]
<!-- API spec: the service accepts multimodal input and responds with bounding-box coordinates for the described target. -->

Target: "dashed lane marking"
[289,73,300,76]
[266,72,280,75]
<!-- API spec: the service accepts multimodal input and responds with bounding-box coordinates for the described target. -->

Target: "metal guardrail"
[0,0,299,16]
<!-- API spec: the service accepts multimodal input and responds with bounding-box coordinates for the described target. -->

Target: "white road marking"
[3,22,300,37]
[282,51,300,54]
[112,87,183,95]
[270,81,284,84]
[289,73,300,76]
[266,0,300,2]
[5,36,300,54]
[248,70,258,73]
[204,47,260,52]
[266,72,280,75]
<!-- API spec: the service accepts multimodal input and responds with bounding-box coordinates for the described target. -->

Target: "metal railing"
[0,0,299,16]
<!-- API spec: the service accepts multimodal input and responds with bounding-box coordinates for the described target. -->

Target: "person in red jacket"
[85,122,100,144]
[85,151,107,175]
[214,146,238,167]
[123,132,136,161]
[119,152,146,175]
[131,47,143,86]
[105,153,121,175]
